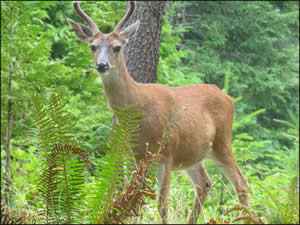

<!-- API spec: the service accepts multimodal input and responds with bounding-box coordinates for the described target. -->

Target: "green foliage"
[39,143,89,224]
[157,16,203,87]
[31,92,75,156]
[83,104,142,224]
[1,1,299,224]
[0,145,42,209]
[252,175,299,224]
[31,91,89,224]
[233,109,266,131]
[273,109,299,144]
[1,1,56,144]
[32,90,145,224]
[223,65,267,133]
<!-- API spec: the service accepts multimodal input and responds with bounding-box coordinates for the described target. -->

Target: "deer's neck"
[101,53,139,108]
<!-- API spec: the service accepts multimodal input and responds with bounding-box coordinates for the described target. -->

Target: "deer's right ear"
[67,18,93,43]
[120,20,140,45]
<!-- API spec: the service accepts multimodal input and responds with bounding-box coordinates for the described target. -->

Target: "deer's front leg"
[158,159,172,224]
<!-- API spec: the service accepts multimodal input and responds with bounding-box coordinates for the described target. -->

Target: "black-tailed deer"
[67,1,248,223]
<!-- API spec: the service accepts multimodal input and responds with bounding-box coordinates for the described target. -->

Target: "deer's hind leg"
[211,141,248,206]
[186,162,212,224]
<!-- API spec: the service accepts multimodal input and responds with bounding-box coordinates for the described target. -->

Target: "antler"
[73,1,100,34]
[113,1,136,33]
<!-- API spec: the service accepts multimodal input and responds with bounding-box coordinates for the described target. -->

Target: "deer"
[67,1,249,224]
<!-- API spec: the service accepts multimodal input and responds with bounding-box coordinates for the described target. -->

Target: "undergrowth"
[29,91,160,224]
[2,89,298,224]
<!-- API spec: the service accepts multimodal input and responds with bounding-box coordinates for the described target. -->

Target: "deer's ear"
[67,18,93,42]
[120,20,140,44]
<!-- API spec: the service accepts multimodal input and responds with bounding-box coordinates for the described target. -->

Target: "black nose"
[96,61,109,72]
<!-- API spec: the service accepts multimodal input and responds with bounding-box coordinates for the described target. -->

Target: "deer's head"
[67,1,140,75]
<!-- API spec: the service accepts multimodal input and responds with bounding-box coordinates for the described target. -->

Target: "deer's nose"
[96,61,109,73]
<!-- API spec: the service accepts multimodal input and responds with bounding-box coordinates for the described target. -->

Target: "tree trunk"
[124,1,166,83]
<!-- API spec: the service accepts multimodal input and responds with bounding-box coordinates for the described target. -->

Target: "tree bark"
[124,1,166,83]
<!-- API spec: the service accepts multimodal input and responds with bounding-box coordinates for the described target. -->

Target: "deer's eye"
[90,45,97,52]
[113,45,121,53]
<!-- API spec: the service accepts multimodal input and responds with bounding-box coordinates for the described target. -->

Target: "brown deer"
[67,1,249,223]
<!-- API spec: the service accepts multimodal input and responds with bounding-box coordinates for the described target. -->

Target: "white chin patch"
[98,70,110,76]
[99,70,118,84]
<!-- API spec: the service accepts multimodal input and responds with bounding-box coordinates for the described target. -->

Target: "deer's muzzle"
[96,61,109,73]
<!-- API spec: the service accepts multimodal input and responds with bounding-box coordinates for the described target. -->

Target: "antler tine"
[113,1,136,33]
[73,1,100,34]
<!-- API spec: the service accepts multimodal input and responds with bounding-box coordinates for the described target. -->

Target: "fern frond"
[103,151,159,224]
[31,92,57,158]
[48,92,77,145]
[39,143,89,224]
[31,91,77,157]
[257,176,299,224]
[32,91,89,224]
[85,104,143,223]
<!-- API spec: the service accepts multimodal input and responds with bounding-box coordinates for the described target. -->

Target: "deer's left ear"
[120,20,140,44]
[67,18,94,43]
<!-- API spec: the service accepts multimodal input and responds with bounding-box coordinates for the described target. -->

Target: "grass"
[132,168,242,224]
[2,152,298,224]
[130,158,299,224]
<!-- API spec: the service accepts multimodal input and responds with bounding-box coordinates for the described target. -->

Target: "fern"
[31,91,89,224]
[31,92,57,158]
[32,92,154,224]
[84,104,143,224]
[104,151,159,224]
[257,176,299,224]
